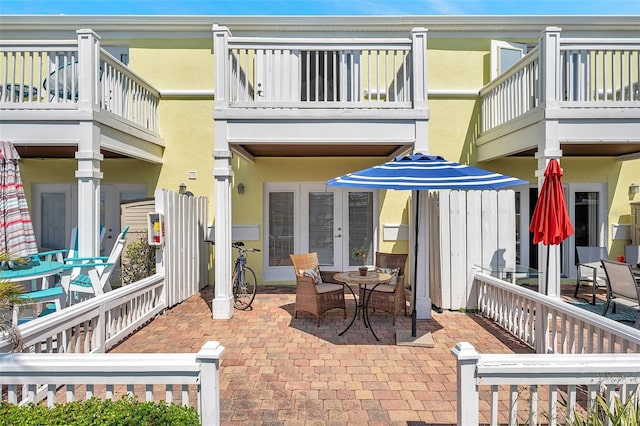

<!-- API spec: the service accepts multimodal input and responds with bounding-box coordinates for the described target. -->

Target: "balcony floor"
[110,284,605,425]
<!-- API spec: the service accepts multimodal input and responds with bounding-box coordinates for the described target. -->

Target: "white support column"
[212,146,234,319]
[410,28,432,319]
[75,29,102,258]
[76,29,100,111]
[411,27,428,112]
[451,342,480,426]
[75,124,103,258]
[411,27,430,155]
[211,25,234,320]
[538,27,562,110]
[412,188,432,319]
[212,25,230,110]
[536,27,563,299]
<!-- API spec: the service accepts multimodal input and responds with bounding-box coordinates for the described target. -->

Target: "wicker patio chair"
[290,252,346,326]
[360,252,408,325]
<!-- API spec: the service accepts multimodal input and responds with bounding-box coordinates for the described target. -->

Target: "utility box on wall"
[148,212,165,246]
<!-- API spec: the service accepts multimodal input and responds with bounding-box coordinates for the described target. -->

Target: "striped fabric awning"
[327,153,528,191]
[0,140,37,259]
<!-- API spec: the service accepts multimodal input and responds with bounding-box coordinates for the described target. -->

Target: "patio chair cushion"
[315,283,344,294]
[301,266,321,285]
[375,267,400,286]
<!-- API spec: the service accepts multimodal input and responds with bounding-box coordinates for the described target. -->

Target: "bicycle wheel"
[233,265,257,310]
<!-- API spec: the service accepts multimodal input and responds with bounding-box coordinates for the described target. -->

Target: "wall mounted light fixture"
[630,183,639,195]
[237,183,245,194]
[179,183,187,194]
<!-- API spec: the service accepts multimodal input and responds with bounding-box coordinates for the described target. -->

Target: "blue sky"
[1,0,639,16]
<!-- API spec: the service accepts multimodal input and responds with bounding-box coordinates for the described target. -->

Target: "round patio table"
[333,271,392,341]
[0,260,63,291]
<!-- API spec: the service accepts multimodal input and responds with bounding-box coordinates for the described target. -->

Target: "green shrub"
[0,396,200,426]
[121,232,156,285]
[568,394,639,426]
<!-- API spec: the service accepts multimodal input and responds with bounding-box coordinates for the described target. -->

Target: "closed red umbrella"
[0,140,38,259]
[529,159,574,294]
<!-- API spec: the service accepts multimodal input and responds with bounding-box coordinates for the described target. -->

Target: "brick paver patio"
[110,284,546,425]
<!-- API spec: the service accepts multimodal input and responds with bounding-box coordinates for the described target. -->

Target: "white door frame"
[263,182,378,282]
[31,183,76,250]
[567,183,608,277]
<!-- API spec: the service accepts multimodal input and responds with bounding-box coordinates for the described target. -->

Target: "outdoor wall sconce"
[237,183,245,194]
[630,183,639,195]
[179,183,187,194]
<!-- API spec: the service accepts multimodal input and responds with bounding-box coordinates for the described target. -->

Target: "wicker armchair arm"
[319,270,340,284]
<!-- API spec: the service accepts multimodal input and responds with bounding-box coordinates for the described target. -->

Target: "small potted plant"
[352,247,369,276]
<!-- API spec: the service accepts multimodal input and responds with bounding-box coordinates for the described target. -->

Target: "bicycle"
[232,241,260,310]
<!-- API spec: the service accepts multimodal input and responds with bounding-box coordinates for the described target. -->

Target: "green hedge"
[0,397,200,426]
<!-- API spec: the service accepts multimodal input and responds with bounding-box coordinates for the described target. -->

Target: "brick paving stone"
[110,284,538,425]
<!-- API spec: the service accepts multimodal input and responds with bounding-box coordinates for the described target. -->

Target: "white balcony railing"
[480,46,540,132]
[0,33,160,134]
[480,34,640,133]
[213,26,428,110]
[227,39,413,107]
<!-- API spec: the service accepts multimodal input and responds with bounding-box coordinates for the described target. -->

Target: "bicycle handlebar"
[232,241,260,252]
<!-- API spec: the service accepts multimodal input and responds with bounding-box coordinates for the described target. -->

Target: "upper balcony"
[0,30,163,163]
[477,29,640,162]
[213,26,429,159]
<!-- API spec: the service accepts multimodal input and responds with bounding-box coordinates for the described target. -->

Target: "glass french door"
[264,183,376,281]
[516,183,606,278]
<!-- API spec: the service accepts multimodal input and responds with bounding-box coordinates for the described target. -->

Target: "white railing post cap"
[451,342,481,361]
[196,341,225,361]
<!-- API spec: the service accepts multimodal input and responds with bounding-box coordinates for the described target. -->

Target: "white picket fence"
[428,189,518,311]
[1,341,224,426]
[453,342,640,426]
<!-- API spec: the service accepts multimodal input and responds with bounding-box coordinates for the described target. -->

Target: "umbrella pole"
[412,191,419,337]
[544,244,550,295]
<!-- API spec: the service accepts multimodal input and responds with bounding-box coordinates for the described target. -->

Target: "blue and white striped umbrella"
[327,153,528,190]
[327,153,527,339]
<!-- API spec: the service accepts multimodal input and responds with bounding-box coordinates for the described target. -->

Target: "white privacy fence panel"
[429,190,517,310]
[453,342,640,426]
[0,341,225,426]
[156,189,209,309]
[0,274,165,354]
[474,271,640,354]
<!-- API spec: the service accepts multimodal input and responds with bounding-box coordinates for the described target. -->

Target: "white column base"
[416,295,432,320]
[212,297,234,320]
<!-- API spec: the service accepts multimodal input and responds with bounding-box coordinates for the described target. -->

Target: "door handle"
[334,234,342,238]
